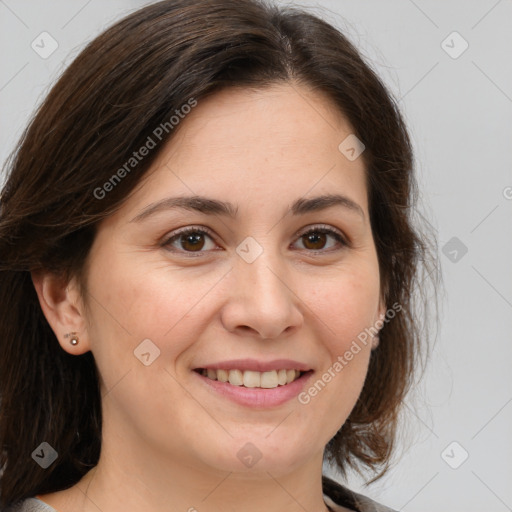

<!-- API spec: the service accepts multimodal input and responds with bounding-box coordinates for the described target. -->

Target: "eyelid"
[168,225,217,240]
[295,223,346,241]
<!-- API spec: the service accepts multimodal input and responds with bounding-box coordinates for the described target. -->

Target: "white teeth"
[260,371,278,388]
[277,369,287,386]
[200,368,304,387]
[228,369,243,386]
[243,371,261,388]
[286,369,296,384]
[217,369,229,382]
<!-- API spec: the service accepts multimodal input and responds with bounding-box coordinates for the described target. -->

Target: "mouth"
[192,365,314,408]
[193,368,308,388]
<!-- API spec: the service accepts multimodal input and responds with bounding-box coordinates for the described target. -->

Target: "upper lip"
[194,359,312,372]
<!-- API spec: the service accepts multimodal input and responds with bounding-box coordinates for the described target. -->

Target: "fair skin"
[32,82,385,512]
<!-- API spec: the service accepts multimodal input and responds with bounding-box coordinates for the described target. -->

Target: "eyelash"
[161,224,349,256]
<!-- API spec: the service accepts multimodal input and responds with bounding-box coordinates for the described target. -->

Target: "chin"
[194,433,315,476]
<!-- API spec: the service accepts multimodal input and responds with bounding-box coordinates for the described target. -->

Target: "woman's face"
[75,83,385,476]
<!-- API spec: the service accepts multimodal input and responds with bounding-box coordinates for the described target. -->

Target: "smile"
[193,365,314,408]
[195,368,304,388]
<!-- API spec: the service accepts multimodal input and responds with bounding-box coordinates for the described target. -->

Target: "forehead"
[164,83,354,159]
[117,83,369,222]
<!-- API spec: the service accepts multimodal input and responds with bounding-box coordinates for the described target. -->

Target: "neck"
[67,435,331,512]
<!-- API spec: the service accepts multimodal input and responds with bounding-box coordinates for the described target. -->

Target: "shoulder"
[5,482,396,512]
[323,475,397,512]
[3,497,57,512]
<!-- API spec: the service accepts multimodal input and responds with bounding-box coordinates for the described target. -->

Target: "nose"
[220,248,304,340]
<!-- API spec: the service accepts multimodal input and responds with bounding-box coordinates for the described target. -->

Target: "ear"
[31,269,91,355]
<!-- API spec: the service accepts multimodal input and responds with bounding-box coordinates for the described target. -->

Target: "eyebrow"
[129,193,365,223]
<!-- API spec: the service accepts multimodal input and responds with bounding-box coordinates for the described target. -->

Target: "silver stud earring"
[64,332,79,345]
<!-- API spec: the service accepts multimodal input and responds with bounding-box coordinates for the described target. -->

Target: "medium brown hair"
[0,0,439,507]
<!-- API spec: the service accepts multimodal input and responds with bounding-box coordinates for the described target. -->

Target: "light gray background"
[1,1,511,511]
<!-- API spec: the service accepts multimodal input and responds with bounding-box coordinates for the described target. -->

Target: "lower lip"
[193,370,314,408]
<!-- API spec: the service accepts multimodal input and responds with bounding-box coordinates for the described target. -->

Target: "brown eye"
[179,232,206,251]
[162,224,348,257]
[302,231,328,251]
[294,227,347,253]
[163,227,216,253]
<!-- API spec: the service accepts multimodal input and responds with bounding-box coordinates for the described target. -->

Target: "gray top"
[323,477,397,512]
[5,479,396,512]
[4,498,55,512]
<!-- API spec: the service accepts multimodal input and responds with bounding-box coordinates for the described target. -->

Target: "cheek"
[296,263,379,420]
[84,246,222,368]
[83,250,216,440]
[307,262,381,352]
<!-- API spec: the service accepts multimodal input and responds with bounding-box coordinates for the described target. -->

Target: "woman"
[0,0,438,511]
